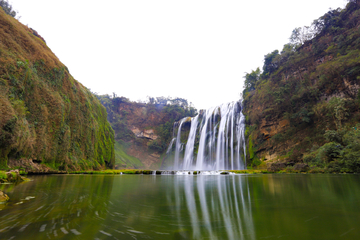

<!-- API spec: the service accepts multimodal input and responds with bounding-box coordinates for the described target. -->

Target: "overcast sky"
[12,0,347,110]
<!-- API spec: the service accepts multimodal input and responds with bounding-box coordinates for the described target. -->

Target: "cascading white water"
[174,118,186,169]
[163,101,246,170]
[183,115,199,170]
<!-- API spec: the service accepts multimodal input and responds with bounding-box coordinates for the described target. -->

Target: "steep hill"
[97,95,197,169]
[243,1,360,173]
[0,8,114,171]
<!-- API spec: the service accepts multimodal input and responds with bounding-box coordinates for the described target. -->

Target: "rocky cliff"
[0,8,115,171]
[243,1,360,172]
[98,95,196,169]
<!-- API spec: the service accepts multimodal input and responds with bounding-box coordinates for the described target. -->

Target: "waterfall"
[183,115,199,170]
[174,118,187,169]
[162,101,246,170]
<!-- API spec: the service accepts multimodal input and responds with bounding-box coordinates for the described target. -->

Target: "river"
[0,174,359,239]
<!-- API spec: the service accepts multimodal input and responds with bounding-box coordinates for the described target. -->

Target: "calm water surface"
[0,174,359,239]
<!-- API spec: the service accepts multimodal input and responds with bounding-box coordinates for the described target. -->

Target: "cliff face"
[0,9,115,170]
[98,96,196,169]
[243,2,360,172]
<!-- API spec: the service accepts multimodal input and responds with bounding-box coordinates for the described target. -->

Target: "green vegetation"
[97,94,196,168]
[0,8,114,170]
[114,140,143,168]
[0,0,17,17]
[69,169,154,174]
[0,170,6,180]
[243,1,360,173]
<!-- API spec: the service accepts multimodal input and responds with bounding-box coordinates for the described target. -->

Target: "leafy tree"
[262,50,280,77]
[312,8,342,36]
[327,97,349,130]
[0,0,16,17]
[243,68,261,95]
[289,26,315,46]
[281,43,296,55]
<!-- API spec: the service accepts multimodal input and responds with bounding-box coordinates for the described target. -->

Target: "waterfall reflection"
[169,175,255,240]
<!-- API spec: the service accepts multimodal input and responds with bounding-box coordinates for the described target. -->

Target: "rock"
[5,169,24,183]
[293,163,309,172]
[130,127,159,140]
[0,190,9,202]
[267,162,287,172]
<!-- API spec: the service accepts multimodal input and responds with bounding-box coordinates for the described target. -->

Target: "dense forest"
[97,95,197,169]
[243,0,360,173]
[0,5,114,171]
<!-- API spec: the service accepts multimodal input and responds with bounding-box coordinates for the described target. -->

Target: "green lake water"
[0,174,359,239]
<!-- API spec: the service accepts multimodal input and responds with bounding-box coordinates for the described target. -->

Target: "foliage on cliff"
[243,1,360,172]
[97,95,197,168]
[0,0,17,18]
[0,8,115,170]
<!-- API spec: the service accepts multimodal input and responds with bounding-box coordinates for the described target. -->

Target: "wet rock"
[6,169,24,183]
[0,190,9,202]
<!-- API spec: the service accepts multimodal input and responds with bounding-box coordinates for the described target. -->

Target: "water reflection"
[0,174,360,239]
[168,175,255,239]
[0,175,114,239]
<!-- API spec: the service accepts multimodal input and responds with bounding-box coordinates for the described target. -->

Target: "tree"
[289,26,315,46]
[0,0,16,17]
[243,68,261,95]
[262,50,280,77]
[327,97,349,130]
[312,8,342,36]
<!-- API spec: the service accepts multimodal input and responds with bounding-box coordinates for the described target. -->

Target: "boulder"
[6,169,24,183]
[293,163,309,172]
[0,190,9,202]
[267,162,287,172]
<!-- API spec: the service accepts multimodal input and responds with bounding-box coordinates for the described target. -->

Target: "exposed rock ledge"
[130,127,158,140]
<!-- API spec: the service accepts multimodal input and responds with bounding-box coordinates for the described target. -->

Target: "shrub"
[324,130,343,143]
[327,161,343,173]
[147,140,163,152]
[0,0,16,17]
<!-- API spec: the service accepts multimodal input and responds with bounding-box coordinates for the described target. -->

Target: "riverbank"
[0,170,29,203]
[2,166,357,176]
[67,168,358,175]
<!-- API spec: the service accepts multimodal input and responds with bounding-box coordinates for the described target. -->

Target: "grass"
[69,169,154,175]
[228,169,270,174]
[0,8,115,169]
[69,169,270,175]
[114,141,144,169]
[0,171,7,180]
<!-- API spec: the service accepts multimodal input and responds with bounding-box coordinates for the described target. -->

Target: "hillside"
[97,95,197,169]
[243,1,360,173]
[0,8,115,171]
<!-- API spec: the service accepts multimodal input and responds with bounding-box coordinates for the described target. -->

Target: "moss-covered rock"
[0,190,9,202]
[0,8,114,170]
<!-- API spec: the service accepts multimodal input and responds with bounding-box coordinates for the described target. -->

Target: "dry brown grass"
[0,8,115,169]
[0,8,61,70]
